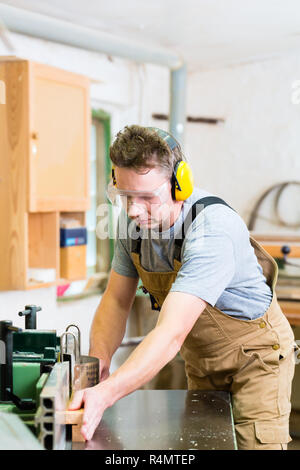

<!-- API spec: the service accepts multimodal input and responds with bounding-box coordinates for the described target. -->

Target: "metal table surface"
[73,390,237,450]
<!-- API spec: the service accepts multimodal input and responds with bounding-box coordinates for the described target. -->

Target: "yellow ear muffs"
[172,161,194,201]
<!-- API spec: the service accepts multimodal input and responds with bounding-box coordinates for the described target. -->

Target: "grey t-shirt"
[111,187,273,320]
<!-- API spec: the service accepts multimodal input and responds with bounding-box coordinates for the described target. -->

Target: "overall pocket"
[240,343,280,375]
[277,349,295,415]
[254,416,292,448]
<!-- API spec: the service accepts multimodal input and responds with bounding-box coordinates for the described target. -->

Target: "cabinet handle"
[31,132,39,140]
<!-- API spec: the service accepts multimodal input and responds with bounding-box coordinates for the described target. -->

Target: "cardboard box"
[60,245,87,280]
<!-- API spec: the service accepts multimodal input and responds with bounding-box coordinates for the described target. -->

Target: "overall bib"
[130,197,296,450]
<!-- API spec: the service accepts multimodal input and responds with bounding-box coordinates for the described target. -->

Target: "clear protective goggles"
[106,180,170,208]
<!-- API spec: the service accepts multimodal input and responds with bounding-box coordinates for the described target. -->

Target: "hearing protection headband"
[111,127,194,202]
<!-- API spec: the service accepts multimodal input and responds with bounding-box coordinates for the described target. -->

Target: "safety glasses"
[106,180,170,208]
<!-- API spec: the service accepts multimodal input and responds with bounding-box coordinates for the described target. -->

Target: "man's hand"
[70,292,207,442]
[68,383,111,441]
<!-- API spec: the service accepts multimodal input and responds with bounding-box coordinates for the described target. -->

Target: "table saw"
[0,305,99,450]
[0,304,237,450]
[74,390,237,451]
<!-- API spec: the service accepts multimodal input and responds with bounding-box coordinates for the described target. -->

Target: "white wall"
[0,32,169,355]
[1,31,300,358]
[185,54,300,231]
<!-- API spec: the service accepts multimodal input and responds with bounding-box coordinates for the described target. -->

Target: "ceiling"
[1,0,300,71]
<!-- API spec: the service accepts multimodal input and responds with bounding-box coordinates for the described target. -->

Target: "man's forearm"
[95,292,206,408]
[100,323,181,406]
[68,325,179,441]
[89,291,129,363]
[69,292,206,441]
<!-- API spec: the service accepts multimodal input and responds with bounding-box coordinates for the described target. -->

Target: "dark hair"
[109,125,183,177]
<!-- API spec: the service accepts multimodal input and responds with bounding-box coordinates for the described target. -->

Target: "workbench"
[278,300,300,326]
[72,390,237,450]
[276,281,300,326]
[251,234,300,326]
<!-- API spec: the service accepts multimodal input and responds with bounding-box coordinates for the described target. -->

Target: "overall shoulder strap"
[174,196,235,262]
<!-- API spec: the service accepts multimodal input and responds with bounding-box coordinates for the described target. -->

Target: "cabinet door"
[29,62,90,211]
[0,59,29,290]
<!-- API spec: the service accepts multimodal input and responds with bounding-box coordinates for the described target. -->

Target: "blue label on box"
[65,237,86,246]
[60,228,87,247]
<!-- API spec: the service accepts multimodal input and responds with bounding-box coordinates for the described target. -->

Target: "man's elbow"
[174,303,207,349]
[175,331,191,351]
[165,330,190,358]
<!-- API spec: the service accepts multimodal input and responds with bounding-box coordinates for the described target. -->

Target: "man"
[70,125,296,450]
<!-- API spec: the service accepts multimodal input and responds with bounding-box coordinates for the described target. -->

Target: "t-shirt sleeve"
[111,217,139,279]
[170,216,235,306]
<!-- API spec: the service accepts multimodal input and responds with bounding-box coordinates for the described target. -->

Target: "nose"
[127,201,146,218]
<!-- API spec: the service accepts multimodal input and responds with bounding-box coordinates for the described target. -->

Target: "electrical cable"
[273,182,300,229]
[248,181,300,271]
[248,181,300,231]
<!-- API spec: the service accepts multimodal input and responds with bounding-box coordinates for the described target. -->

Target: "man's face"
[114,166,176,229]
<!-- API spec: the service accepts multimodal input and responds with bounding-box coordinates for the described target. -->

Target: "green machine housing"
[0,305,65,448]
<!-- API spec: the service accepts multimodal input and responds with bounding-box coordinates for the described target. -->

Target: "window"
[86,111,113,277]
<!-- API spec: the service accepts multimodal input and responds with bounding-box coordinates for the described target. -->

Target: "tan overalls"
[130,196,296,450]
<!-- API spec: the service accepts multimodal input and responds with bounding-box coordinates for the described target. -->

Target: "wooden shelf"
[26,277,88,290]
[0,58,90,291]
[26,280,57,290]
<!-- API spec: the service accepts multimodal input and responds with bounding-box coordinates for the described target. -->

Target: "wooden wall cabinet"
[0,58,90,290]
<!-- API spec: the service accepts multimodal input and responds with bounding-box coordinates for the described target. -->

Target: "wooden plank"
[56,409,84,425]
[56,408,85,443]
[279,300,300,314]
[72,425,86,442]
[278,300,300,326]
[251,233,300,243]
[250,233,300,258]
[276,285,300,300]
[284,314,300,326]
[28,212,58,269]
[261,244,300,258]
[0,60,29,290]
[26,280,57,290]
